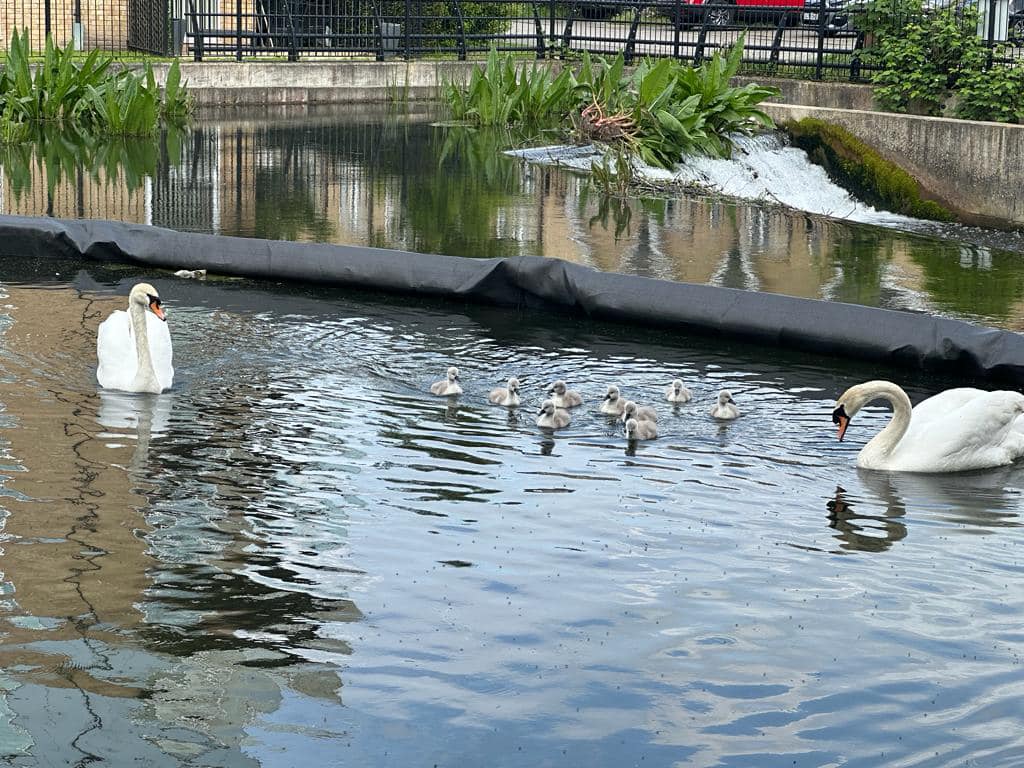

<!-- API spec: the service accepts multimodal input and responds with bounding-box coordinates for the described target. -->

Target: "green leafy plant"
[953,48,1024,123]
[870,4,984,115]
[0,29,192,141]
[445,38,780,171]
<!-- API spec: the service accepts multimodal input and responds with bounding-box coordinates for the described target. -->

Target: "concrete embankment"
[149,62,1024,225]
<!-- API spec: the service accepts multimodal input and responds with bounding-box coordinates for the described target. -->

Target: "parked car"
[801,0,862,34]
[671,0,807,28]
[804,0,1023,38]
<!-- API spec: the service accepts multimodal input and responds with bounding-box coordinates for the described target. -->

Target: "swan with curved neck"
[96,283,174,394]
[833,380,1024,472]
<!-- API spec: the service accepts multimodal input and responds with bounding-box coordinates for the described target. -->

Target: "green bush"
[953,48,1024,123]
[377,1,509,50]
[786,117,953,220]
[444,38,780,168]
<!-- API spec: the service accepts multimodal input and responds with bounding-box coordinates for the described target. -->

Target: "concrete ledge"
[149,60,479,106]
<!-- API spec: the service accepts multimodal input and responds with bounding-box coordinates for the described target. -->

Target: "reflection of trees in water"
[908,239,1024,322]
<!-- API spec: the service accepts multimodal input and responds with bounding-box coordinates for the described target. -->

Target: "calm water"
[4,105,1024,330]
[0,260,1022,766]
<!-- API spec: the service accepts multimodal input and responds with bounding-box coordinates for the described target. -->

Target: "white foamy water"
[507,133,916,228]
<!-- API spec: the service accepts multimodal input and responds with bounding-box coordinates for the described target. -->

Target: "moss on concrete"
[784,117,954,222]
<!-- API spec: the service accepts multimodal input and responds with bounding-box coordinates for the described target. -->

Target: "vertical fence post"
[986,0,997,67]
[404,0,411,58]
[673,0,681,59]
[815,0,826,80]
[44,0,52,39]
[236,0,243,61]
[549,0,556,59]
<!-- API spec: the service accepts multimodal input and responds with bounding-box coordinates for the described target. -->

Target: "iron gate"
[127,0,173,54]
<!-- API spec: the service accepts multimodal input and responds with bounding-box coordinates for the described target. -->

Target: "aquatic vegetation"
[0,29,192,140]
[785,118,953,222]
[443,38,779,169]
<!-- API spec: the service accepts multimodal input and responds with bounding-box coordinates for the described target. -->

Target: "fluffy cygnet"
[710,390,740,420]
[600,384,625,416]
[488,377,521,407]
[665,379,692,403]
[620,400,658,423]
[547,380,583,409]
[536,399,571,429]
[430,366,462,396]
[624,417,658,441]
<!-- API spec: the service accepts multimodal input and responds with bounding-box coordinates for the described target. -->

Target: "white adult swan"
[96,283,173,394]
[431,366,462,396]
[832,380,1024,473]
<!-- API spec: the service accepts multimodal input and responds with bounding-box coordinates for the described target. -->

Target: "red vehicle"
[671,0,807,28]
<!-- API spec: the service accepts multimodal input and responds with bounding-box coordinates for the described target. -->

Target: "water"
[1,260,1023,766]
[4,106,1024,330]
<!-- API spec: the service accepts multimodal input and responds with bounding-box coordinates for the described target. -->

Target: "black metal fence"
[3,0,1023,77]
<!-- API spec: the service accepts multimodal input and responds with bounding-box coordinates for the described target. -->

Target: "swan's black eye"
[832,404,848,425]
[148,296,161,307]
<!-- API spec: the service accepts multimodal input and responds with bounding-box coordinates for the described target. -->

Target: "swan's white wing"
[909,387,988,425]
[897,390,1024,471]
[96,310,137,391]
[145,312,174,391]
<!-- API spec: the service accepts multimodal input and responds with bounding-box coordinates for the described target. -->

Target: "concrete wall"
[149,61,480,106]
[763,103,1024,225]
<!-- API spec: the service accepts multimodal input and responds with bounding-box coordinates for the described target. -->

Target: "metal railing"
[3,0,1022,78]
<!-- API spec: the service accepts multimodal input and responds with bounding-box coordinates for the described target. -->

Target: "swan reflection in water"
[828,466,1024,552]
[95,389,174,474]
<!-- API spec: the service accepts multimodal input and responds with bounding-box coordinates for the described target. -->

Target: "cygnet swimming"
[488,377,521,407]
[600,385,625,416]
[536,399,571,429]
[665,379,692,403]
[430,366,463,396]
[548,380,583,408]
[620,400,658,423]
[710,390,740,420]
[624,417,658,441]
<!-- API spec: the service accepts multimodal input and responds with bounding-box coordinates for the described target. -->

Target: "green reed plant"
[444,39,779,169]
[0,30,191,141]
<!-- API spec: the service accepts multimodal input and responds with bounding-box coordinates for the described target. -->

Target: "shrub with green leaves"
[870,4,982,115]
[953,48,1024,123]
[445,37,779,169]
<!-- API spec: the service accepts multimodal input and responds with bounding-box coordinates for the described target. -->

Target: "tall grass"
[0,29,192,141]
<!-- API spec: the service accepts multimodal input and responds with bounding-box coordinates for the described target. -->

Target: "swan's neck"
[860,383,913,464]
[129,303,159,393]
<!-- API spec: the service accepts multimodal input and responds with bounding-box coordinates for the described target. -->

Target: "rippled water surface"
[0,260,1022,766]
